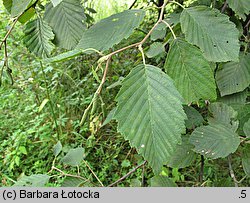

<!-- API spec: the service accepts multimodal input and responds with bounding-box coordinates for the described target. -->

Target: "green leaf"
[11,0,32,17]
[180,6,240,62]
[50,0,63,7]
[166,136,197,168]
[114,64,187,174]
[165,12,181,27]
[146,42,165,58]
[243,119,250,139]
[218,89,248,105]
[130,179,141,187]
[150,22,166,41]
[23,18,55,58]
[38,98,49,112]
[14,174,50,186]
[208,102,239,132]
[215,53,250,96]
[43,50,82,63]
[3,0,12,13]
[3,0,35,23]
[121,160,131,168]
[44,0,86,50]
[18,7,35,24]
[61,147,85,166]
[227,0,250,21]
[184,106,204,129]
[242,145,250,176]
[164,38,216,103]
[150,175,177,187]
[53,141,62,156]
[235,104,250,136]
[190,123,240,159]
[101,107,116,127]
[76,9,145,51]
[19,146,27,155]
[61,177,84,187]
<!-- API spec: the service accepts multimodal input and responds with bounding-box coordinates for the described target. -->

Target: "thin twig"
[169,1,185,9]
[0,16,20,50]
[221,0,228,13]
[96,57,111,95]
[199,155,204,183]
[108,161,147,187]
[50,166,91,183]
[129,0,138,9]
[162,20,177,39]
[141,163,146,187]
[245,18,250,30]
[40,61,61,140]
[228,154,238,187]
[83,160,104,186]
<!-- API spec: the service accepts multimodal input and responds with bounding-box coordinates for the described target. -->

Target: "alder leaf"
[184,106,204,129]
[243,119,250,139]
[146,42,165,58]
[164,38,216,103]
[114,64,187,174]
[242,145,250,176]
[50,0,63,7]
[61,148,85,166]
[76,9,145,51]
[150,22,166,41]
[14,174,50,186]
[208,102,239,132]
[44,0,87,50]
[180,6,240,62]
[53,141,62,157]
[11,0,32,17]
[150,175,177,187]
[166,136,197,168]
[190,123,240,159]
[3,0,35,24]
[218,90,248,105]
[3,0,12,13]
[227,0,250,21]
[61,177,84,187]
[215,53,250,96]
[23,18,55,58]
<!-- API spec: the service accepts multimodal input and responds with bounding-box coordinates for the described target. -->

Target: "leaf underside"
[76,9,145,51]
[180,6,240,62]
[114,64,187,174]
[23,18,55,58]
[51,0,63,7]
[164,38,216,103]
[44,0,86,50]
[11,0,32,17]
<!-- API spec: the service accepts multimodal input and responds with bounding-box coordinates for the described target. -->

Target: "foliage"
[0,0,250,187]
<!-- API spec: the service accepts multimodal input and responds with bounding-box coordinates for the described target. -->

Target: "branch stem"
[108,161,147,187]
